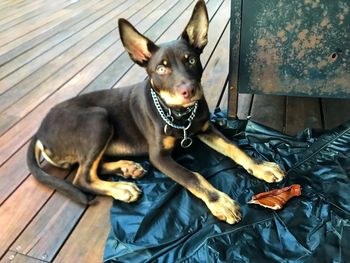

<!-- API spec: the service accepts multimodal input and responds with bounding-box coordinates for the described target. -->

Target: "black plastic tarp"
[104,113,350,263]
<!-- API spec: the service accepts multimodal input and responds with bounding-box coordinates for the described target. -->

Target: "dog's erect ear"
[181,0,209,53]
[118,19,159,67]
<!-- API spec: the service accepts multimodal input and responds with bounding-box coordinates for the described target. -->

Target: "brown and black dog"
[27,0,285,224]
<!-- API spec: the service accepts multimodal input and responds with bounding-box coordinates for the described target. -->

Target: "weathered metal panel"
[238,0,350,98]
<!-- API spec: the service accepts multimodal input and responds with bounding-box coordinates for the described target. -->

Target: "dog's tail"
[27,135,93,205]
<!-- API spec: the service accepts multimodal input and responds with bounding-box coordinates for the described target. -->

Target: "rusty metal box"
[236,0,350,98]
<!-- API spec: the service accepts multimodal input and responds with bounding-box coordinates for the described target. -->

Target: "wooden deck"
[0,0,349,262]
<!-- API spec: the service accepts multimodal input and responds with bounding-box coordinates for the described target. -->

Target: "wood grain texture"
[0,164,69,258]
[53,197,112,263]
[286,96,322,135]
[237,94,253,120]
[0,251,46,263]
[322,98,350,129]
[9,172,86,262]
[250,95,286,132]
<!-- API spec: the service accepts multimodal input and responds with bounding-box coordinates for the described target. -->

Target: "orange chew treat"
[248,184,302,210]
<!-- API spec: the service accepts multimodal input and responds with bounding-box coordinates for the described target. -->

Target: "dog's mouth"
[180,99,197,108]
[159,90,203,108]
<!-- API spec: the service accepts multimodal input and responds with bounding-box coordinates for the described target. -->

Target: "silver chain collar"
[150,88,198,148]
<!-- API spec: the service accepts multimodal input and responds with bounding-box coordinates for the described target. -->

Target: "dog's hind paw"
[112,182,142,203]
[250,161,286,183]
[120,161,146,179]
[206,192,241,224]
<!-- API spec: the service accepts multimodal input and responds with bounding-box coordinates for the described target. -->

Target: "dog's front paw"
[112,182,142,203]
[250,161,285,183]
[206,192,241,224]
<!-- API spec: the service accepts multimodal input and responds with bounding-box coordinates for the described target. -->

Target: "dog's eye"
[188,57,196,65]
[156,65,169,75]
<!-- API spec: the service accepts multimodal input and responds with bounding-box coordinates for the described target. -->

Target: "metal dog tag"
[181,137,192,148]
[180,128,192,148]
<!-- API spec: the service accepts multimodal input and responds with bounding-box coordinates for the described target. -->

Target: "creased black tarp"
[104,113,350,263]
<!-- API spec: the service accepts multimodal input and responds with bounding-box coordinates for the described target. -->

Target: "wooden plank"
[0,0,132,109]
[237,94,253,119]
[0,1,25,12]
[227,0,243,118]
[0,165,69,258]
[0,0,45,20]
[83,0,198,93]
[250,95,286,132]
[0,0,24,11]
[0,0,71,33]
[53,197,112,263]
[0,0,117,82]
[0,1,74,45]
[219,89,253,119]
[322,98,350,129]
[9,174,85,262]
[0,0,105,66]
[285,96,322,135]
[0,143,29,204]
[0,252,45,263]
[0,0,100,59]
[202,21,230,110]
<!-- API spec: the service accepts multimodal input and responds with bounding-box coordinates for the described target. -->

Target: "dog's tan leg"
[73,149,141,203]
[149,148,241,224]
[198,125,285,183]
[100,160,146,179]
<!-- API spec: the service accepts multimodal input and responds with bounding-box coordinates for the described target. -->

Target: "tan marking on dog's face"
[201,121,210,132]
[150,78,156,89]
[163,136,176,150]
